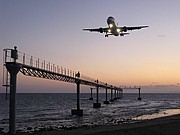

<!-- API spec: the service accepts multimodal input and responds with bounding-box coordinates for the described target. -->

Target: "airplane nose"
[107,16,115,21]
[107,16,115,25]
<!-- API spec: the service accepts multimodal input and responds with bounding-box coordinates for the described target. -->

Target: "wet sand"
[1,114,180,135]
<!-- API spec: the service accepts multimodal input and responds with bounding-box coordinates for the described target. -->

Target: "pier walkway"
[2,46,141,134]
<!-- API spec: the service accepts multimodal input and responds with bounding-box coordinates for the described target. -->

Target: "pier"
[2,47,141,134]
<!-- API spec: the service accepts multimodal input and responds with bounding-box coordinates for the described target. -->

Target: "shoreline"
[1,113,180,135]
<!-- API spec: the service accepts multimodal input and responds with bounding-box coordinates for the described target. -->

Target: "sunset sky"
[1,0,180,93]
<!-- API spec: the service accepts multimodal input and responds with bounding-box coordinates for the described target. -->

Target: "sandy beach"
[1,114,180,135]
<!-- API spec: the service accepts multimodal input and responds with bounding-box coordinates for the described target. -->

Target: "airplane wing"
[83,27,109,33]
[119,26,149,32]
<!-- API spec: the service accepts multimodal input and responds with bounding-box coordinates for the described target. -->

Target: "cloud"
[144,83,180,87]
[142,84,180,93]
[158,34,166,38]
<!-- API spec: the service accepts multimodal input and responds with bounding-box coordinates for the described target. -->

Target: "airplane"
[83,16,148,37]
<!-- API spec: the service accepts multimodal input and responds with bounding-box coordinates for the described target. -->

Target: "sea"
[0,93,180,133]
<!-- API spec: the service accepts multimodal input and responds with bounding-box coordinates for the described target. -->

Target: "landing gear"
[105,35,108,37]
[120,33,124,36]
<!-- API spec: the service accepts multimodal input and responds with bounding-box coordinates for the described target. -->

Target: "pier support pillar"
[118,90,121,99]
[104,84,109,104]
[138,88,142,100]
[89,88,93,100]
[117,90,120,99]
[71,77,83,116]
[93,80,101,108]
[6,63,21,134]
[120,89,123,99]
[114,89,117,100]
[121,89,123,98]
[110,88,114,102]
[5,47,22,134]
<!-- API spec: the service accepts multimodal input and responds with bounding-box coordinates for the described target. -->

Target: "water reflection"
[133,109,180,120]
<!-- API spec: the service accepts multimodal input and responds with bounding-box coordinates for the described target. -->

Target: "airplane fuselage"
[107,16,121,36]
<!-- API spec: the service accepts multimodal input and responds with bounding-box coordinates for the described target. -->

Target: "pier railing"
[3,48,109,86]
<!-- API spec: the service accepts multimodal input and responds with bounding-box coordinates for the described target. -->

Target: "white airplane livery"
[83,16,148,37]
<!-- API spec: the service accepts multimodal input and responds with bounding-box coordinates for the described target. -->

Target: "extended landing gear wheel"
[105,35,108,37]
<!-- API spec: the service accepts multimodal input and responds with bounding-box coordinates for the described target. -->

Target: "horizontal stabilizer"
[120,33,129,36]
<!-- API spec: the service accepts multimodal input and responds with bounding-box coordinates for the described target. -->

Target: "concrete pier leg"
[93,85,101,108]
[114,89,117,100]
[6,63,21,134]
[71,81,83,116]
[121,90,123,98]
[89,88,93,100]
[138,88,142,100]
[110,89,114,102]
[118,90,120,99]
[119,90,122,99]
[104,86,109,104]
[117,90,119,99]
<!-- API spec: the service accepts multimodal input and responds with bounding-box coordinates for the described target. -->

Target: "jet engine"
[99,27,103,33]
[123,26,127,32]
[120,33,125,36]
